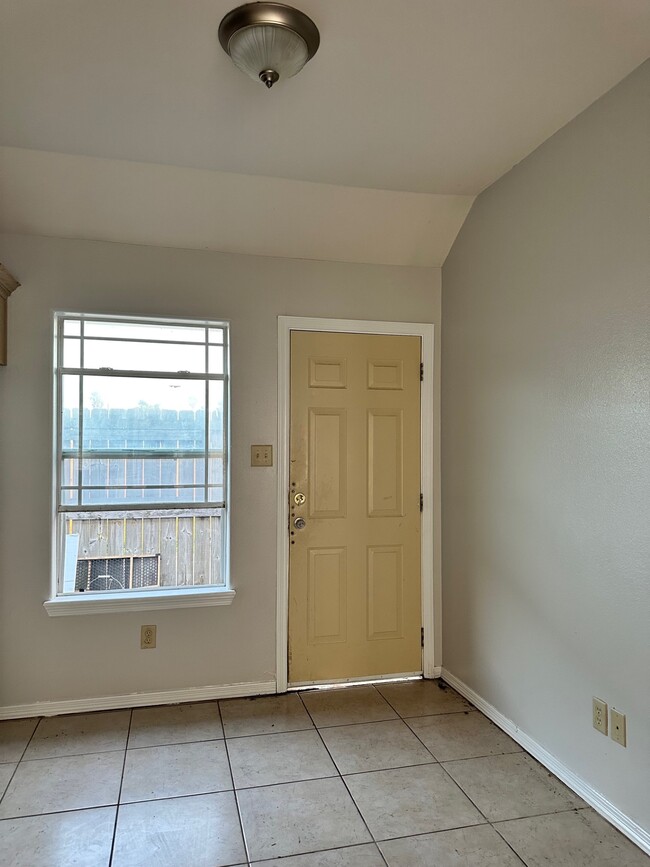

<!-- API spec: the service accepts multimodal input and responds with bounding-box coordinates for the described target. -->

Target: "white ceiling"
[0,2,648,266]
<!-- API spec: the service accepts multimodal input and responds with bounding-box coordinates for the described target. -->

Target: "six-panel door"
[288,331,422,684]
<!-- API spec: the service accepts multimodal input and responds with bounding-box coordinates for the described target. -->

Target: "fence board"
[76,519,96,557]
[160,517,177,586]
[210,515,222,584]
[106,519,124,556]
[124,519,143,556]
[142,518,159,556]
[177,517,194,586]
[193,517,211,585]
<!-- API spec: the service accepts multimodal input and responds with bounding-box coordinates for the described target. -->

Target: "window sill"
[44,587,236,616]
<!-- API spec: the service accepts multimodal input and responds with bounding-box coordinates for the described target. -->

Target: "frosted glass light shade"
[219,4,319,88]
[229,24,309,83]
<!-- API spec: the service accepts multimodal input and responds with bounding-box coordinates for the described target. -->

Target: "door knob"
[293,517,306,530]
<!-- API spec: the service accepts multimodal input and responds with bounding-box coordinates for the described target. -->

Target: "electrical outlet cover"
[592,697,608,735]
[141,624,157,649]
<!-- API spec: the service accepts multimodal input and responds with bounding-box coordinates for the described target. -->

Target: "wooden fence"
[68,512,222,587]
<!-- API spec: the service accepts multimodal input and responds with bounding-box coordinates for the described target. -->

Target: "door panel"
[367,545,404,640]
[289,331,421,684]
[308,547,347,644]
[368,409,403,516]
[309,409,347,517]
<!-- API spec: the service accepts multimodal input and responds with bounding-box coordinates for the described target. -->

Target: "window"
[50,314,231,611]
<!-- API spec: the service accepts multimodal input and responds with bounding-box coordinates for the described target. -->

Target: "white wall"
[441,61,649,831]
[0,234,441,709]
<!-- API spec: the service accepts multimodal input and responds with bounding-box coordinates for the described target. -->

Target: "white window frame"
[45,312,234,616]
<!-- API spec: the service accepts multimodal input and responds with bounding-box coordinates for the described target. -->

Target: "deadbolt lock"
[293,492,306,506]
[293,517,306,530]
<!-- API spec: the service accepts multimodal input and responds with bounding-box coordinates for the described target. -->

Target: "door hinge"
[420,493,423,512]
[420,362,424,382]
[421,627,424,648]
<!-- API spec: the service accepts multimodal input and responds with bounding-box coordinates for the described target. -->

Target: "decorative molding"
[44,588,235,616]
[0,262,20,366]
[441,668,650,857]
[276,316,437,691]
[0,679,276,720]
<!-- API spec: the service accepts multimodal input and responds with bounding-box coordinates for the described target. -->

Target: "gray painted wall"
[0,235,441,708]
[442,61,649,830]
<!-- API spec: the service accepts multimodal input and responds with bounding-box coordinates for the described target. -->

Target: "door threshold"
[288,672,423,692]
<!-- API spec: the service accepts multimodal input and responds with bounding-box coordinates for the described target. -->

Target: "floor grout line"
[126,734,226,749]
[107,707,132,867]
[296,691,391,867]
[222,712,253,865]
[490,819,542,866]
[248,839,385,865]
[19,746,129,762]
[0,793,591,827]
[0,716,43,809]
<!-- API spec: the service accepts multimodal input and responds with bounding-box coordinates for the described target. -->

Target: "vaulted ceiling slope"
[1,1,649,266]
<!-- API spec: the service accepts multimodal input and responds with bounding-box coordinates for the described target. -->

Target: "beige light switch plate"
[251,445,273,467]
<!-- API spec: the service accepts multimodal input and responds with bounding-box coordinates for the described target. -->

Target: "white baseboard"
[0,680,277,720]
[441,668,650,857]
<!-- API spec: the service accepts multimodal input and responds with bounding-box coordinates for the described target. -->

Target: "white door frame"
[276,316,436,692]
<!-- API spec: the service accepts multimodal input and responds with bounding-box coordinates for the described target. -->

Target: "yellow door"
[288,331,422,684]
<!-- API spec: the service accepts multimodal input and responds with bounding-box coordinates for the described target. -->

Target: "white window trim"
[44,587,235,616]
[46,312,233,616]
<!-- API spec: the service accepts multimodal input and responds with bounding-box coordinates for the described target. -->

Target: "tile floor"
[0,680,647,866]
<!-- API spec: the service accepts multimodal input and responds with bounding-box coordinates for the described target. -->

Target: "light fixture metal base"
[259,69,280,88]
[218,3,320,59]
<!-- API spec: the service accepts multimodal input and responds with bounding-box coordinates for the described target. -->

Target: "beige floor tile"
[496,808,650,866]
[320,719,435,774]
[121,739,232,803]
[406,711,522,761]
[376,680,472,718]
[443,753,584,822]
[112,792,246,867]
[128,701,222,748]
[0,719,38,764]
[228,729,336,788]
[344,763,484,840]
[220,693,313,738]
[0,764,16,799]
[0,752,124,818]
[300,687,398,728]
[256,843,386,866]
[0,806,116,867]
[238,777,371,861]
[24,710,130,760]
[379,825,524,866]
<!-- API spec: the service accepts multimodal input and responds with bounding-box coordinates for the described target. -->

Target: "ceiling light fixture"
[218,2,320,89]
